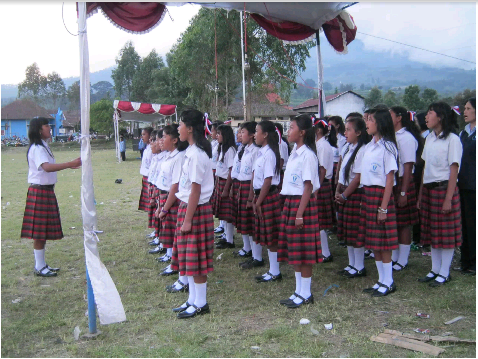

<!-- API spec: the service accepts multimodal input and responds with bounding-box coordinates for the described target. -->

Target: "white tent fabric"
[78,2,126,325]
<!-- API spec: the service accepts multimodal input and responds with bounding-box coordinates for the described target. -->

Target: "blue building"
[1,99,56,139]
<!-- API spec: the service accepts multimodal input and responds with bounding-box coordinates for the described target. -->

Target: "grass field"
[1,142,476,358]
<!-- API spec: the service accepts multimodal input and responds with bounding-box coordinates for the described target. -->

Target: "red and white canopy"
[113,100,176,122]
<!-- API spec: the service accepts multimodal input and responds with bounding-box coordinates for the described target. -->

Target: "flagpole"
[316,31,326,118]
[240,11,247,121]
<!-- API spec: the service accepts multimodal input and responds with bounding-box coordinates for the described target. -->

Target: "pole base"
[81,330,102,339]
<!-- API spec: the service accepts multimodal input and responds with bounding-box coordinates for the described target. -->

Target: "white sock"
[174,275,188,290]
[293,277,312,304]
[225,222,234,244]
[159,242,164,249]
[167,248,173,257]
[242,234,251,252]
[186,276,196,307]
[219,220,225,228]
[152,237,160,245]
[320,230,330,257]
[354,247,365,271]
[347,246,355,267]
[437,248,454,282]
[374,260,383,290]
[396,244,411,267]
[34,249,46,271]
[391,249,399,262]
[268,250,280,276]
[377,262,393,293]
[292,272,302,299]
[193,282,207,308]
[430,247,442,277]
[253,242,263,261]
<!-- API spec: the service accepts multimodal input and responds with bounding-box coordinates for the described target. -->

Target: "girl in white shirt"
[314,119,337,262]
[247,120,282,282]
[170,109,214,319]
[277,114,321,308]
[145,131,161,248]
[210,121,224,234]
[359,109,399,297]
[417,102,462,287]
[335,116,370,278]
[21,117,81,277]
[236,122,261,264]
[328,115,347,194]
[213,125,237,249]
[389,106,423,272]
[229,128,244,254]
[138,127,153,214]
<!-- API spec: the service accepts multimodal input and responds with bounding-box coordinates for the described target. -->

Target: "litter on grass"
[324,323,333,330]
[445,316,464,325]
[250,346,260,350]
[73,326,81,341]
[300,318,310,325]
[216,253,224,260]
[69,227,76,229]
[416,313,430,318]
[323,284,339,296]
[414,328,430,334]
[11,298,22,304]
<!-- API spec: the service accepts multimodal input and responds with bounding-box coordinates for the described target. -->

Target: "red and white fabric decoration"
[409,111,416,122]
[452,106,461,115]
[224,120,232,125]
[275,126,282,144]
[204,113,212,138]
[113,100,176,123]
[322,11,357,54]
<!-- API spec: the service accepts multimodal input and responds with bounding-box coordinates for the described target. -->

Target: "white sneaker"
[147,231,156,238]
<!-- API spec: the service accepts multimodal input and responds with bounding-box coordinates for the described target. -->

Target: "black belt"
[323,178,330,183]
[424,181,448,190]
[254,185,277,196]
[159,190,168,195]
[30,184,55,189]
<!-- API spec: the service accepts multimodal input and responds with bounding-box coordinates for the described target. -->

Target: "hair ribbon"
[275,126,282,144]
[204,113,212,138]
[409,111,416,122]
[452,106,461,115]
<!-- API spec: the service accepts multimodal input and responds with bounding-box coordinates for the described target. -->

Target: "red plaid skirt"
[154,192,166,239]
[138,176,149,211]
[170,201,214,276]
[236,181,254,235]
[278,195,322,265]
[358,186,399,251]
[253,189,282,246]
[160,193,180,248]
[230,179,241,227]
[21,185,63,241]
[211,176,218,215]
[393,177,419,228]
[316,180,335,230]
[212,177,235,223]
[420,185,462,248]
[337,188,364,247]
[332,162,338,194]
[148,185,160,229]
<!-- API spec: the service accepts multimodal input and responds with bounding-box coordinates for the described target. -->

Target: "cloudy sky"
[0,2,475,86]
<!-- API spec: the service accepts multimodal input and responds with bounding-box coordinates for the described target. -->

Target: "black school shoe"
[255,272,282,282]
[172,301,191,313]
[34,266,57,277]
[363,282,383,293]
[214,226,225,234]
[233,249,252,257]
[344,266,367,278]
[371,282,397,297]
[177,303,210,319]
[166,280,189,293]
[417,271,438,282]
[279,292,299,305]
[46,264,60,272]
[159,268,178,276]
[285,294,314,308]
[149,246,166,254]
[216,241,235,249]
[322,254,333,263]
[240,259,265,269]
[429,274,452,287]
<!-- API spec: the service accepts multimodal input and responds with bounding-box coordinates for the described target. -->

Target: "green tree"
[67,81,80,111]
[90,99,114,135]
[18,63,47,101]
[112,41,141,100]
[402,85,422,111]
[421,88,439,109]
[131,49,165,102]
[45,72,66,108]
[364,86,383,109]
[383,90,398,108]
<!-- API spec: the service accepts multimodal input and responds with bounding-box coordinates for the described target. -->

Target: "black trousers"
[140,149,144,159]
[459,188,476,270]
[121,151,126,161]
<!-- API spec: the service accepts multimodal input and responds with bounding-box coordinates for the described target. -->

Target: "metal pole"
[240,11,246,121]
[86,267,97,334]
[316,31,326,118]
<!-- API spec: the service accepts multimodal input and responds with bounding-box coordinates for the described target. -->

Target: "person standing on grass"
[119,135,126,161]
[138,136,146,159]
[235,122,260,262]
[138,127,154,238]
[389,106,423,272]
[229,128,243,253]
[21,117,81,277]
[245,120,282,281]
[335,116,370,278]
[455,98,476,276]
[359,109,399,297]
[170,109,214,319]
[314,118,337,263]
[277,115,321,308]
[417,102,463,287]
[210,121,224,234]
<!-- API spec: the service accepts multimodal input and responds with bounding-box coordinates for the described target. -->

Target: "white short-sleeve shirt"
[422,131,462,184]
[231,150,241,180]
[253,144,280,189]
[360,138,398,187]
[176,144,214,204]
[336,133,347,162]
[316,137,334,180]
[338,142,366,187]
[395,128,418,177]
[148,151,168,185]
[27,140,57,185]
[280,144,320,195]
[279,140,289,170]
[237,143,259,181]
[215,147,237,179]
[140,145,152,177]
[156,149,185,191]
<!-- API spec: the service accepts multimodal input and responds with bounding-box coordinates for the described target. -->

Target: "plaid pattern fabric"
[393,177,419,227]
[154,192,167,239]
[160,193,180,248]
[230,179,241,227]
[420,185,462,248]
[21,185,63,240]
[138,176,149,211]
[212,177,235,223]
[253,189,281,246]
[170,201,214,276]
[332,162,339,197]
[211,176,218,215]
[236,181,254,235]
[331,162,339,225]
[278,195,322,264]
[148,186,160,229]
[337,188,364,247]
[358,186,399,251]
[316,180,335,230]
